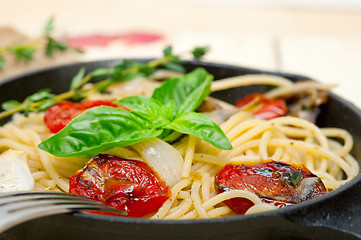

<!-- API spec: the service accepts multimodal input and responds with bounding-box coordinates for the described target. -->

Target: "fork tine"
[0,191,96,201]
[0,191,103,206]
[0,191,126,233]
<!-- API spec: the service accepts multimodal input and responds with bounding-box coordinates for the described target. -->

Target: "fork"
[0,191,126,233]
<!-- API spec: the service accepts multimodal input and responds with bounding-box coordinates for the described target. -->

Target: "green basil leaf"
[162,100,176,120]
[116,96,172,127]
[2,100,21,111]
[38,106,162,157]
[156,101,176,140]
[70,67,85,91]
[152,68,212,116]
[166,112,232,150]
[162,131,182,143]
[152,77,181,110]
[176,74,211,115]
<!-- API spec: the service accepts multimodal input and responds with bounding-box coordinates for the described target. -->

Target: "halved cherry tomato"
[235,93,287,120]
[215,161,327,215]
[69,154,171,217]
[44,100,121,133]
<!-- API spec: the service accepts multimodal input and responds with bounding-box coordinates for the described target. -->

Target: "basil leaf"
[116,96,172,127]
[2,100,21,111]
[176,75,211,115]
[166,112,232,150]
[152,77,180,110]
[156,101,176,140]
[70,67,85,91]
[152,68,212,116]
[38,106,162,157]
[162,100,176,119]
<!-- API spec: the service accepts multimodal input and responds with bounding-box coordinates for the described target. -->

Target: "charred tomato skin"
[44,100,121,133]
[215,161,327,215]
[69,154,171,217]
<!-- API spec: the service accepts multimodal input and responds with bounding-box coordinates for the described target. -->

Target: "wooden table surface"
[1,0,361,107]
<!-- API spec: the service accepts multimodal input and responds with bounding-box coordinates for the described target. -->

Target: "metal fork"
[0,191,126,233]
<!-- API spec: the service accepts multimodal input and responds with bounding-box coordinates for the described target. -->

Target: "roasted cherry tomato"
[69,154,171,217]
[215,161,327,215]
[44,100,120,133]
[235,93,287,120]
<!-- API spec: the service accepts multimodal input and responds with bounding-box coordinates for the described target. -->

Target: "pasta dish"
[0,51,358,219]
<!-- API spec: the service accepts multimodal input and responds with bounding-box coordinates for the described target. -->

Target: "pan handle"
[285,180,361,238]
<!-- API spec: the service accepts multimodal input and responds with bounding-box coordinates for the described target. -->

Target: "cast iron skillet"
[1,60,361,240]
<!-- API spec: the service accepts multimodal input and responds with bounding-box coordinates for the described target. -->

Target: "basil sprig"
[38,68,232,157]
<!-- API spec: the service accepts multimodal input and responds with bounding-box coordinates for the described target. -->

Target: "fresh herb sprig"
[0,17,76,70]
[38,68,232,157]
[0,46,210,119]
[192,46,210,60]
[0,43,38,66]
[44,17,69,56]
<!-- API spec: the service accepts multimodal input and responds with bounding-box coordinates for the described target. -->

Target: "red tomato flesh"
[44,100,121,133]
[215,161,327,215]
[235,93,287,120]
[69,154,171,217]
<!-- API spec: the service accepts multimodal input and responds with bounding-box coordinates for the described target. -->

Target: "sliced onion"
[0,149,34,192]
[132,138,183,187]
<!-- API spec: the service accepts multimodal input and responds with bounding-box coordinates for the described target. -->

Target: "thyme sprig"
[0,17,77,70]
[0,46,210,119]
